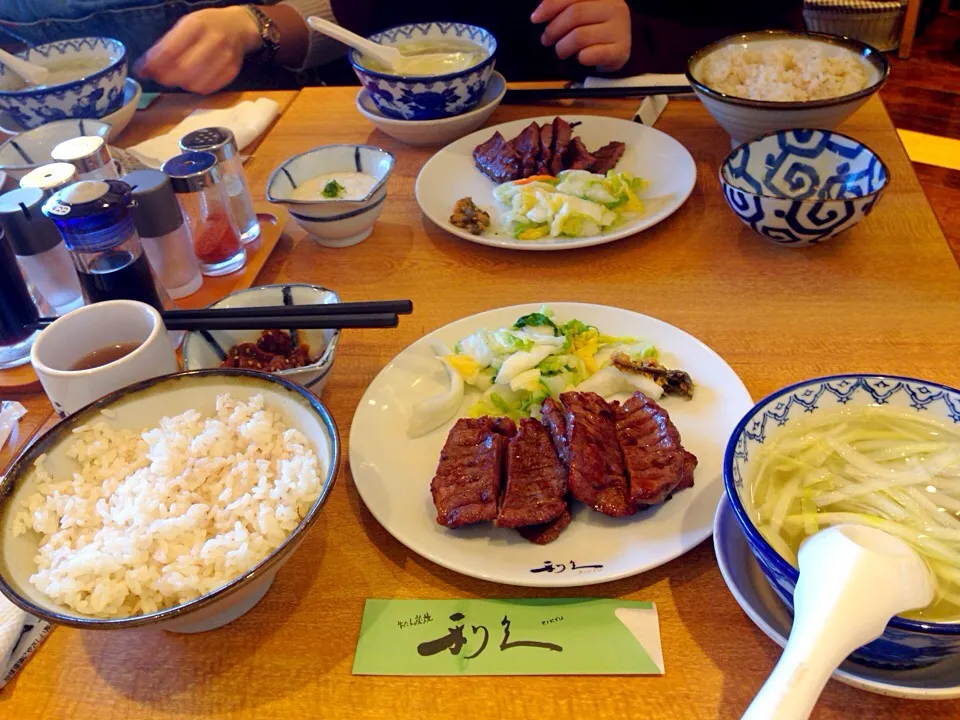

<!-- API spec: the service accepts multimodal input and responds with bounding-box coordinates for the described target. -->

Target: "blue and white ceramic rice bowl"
[720,129,888,247]
[349,22,497,120]
[182,284,341,393]
[0,37,127,130]
[266,144,394,248]
[724,374,960,669]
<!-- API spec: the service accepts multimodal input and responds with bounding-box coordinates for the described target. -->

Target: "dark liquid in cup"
[69,341,141,370]
[77,249,164,309]
[0,238,39,348]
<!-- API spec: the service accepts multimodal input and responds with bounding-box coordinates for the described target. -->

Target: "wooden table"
[3,87,960,719]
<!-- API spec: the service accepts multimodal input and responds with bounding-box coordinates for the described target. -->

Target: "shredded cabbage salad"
[494,169,648,240]
[443,308,663,420]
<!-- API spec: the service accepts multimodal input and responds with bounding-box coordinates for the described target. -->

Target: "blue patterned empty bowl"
[720,129,888,247]
[0,38,127,130]
[724,374,960,669]
[349,22,497,121]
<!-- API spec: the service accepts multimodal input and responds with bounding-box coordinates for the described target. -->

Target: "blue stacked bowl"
[720,129,888,247]
[349,22,497,121]
[0,37,127,130]
[723,374,960,669]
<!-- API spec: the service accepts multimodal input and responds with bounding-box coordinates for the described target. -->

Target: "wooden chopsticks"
[31,299,413,331]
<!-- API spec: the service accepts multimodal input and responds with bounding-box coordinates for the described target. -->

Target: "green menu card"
[353,598,664,676]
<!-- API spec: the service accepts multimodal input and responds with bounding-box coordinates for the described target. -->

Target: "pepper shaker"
[179,127,260,244]
[51,136,119,181]
[43,180,168,310]
[0,187,84,314]
[122,169,203,300]
[20,162,79,199]
[162,151,246,276]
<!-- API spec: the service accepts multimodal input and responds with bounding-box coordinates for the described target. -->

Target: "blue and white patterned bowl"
[720,129,888,247]
[349,22,497,121]
[0,37,127,130]
[724,374,960,669]
[0,117,112,182]
[266,144,395,248]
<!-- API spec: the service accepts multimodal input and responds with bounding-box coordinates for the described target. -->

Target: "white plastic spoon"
[0,48,49,87]
[306,16,475,75]
[742,524,935,720]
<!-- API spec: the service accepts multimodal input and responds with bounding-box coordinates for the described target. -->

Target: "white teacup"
[31,300,178,417]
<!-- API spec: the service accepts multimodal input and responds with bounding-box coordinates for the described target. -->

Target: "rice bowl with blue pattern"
[349,22,497,121]
[719,128,889,247]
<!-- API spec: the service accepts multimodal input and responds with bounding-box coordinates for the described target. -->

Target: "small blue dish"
[0,37,127,130]
[723,374,960,669]
[349,22,497,121]
[720,129,889,247]
[266,144,395,248]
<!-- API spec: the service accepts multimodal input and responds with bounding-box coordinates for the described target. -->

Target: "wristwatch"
[244,5,280,64]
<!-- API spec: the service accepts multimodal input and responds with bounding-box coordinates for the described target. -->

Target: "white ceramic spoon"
[742,524,935,720]
[0,48,49,86]
[306,16,474,75]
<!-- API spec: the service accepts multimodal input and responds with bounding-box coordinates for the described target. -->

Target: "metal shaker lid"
[0,186,64,256]
[162,151,220,192]
[122,169,184,238]
[20,162,80,198]
[179,127,239,162]
[50,135,113,174]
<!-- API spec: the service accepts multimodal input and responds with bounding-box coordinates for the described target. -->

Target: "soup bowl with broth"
[0,37,127,130]
[724,374,960,669]
[349,22,497,121]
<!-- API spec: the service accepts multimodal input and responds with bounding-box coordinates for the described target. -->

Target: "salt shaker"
[20,162,79,198]
[43,180,167,310]
[51,136,119,181]
[0,186,84,314]
[162,151,246,276]
[179,127,260,243]
[122,169,203,300]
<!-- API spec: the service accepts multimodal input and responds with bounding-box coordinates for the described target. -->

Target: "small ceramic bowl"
[0,117,112,183]
[720,129,888,247]
[356,71,506,146]
[0,78,140,143]
[687,30,889,146]
[182,284,341,393]
[266,144,394,248]
[349,22,497,120]
[0,37,128,130]
[724,374,960,669]
[0,369,340,633]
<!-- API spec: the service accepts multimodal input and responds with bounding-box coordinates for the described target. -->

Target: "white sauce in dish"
[291,172,378,201]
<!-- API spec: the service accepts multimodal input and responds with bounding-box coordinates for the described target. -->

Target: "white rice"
[699,43,868,102]
[12,393,323,618]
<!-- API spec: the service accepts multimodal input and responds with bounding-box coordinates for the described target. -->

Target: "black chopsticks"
[30,299,412,331]
[502,85,694,103]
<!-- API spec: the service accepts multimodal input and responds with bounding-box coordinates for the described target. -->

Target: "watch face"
[265,23,280,46]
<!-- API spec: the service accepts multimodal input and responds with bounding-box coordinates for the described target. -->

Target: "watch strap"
[244,5,280,64]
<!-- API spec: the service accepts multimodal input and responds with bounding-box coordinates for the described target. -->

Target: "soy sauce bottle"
[43,180,167,310]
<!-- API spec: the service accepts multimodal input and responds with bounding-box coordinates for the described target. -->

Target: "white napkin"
[584,73,689,89]
[126,97,281,168]
[0,596,50,690]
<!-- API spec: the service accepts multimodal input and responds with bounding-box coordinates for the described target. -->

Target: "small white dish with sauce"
[266,144,394,248]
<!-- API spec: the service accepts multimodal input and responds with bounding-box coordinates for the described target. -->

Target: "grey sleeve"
[278,0,347,71]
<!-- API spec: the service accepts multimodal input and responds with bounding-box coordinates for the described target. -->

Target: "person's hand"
[137,7,261,94]
[531,0,631,72]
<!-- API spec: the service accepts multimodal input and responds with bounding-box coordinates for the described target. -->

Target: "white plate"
[350,302,752,587]
[414,115,696,251]
[713,497,960,699]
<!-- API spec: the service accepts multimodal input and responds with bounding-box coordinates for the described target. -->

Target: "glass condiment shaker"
[42,180,168,311]
[51,135,119,181]
[162,151,246,276]
[179,127,260,244]
[0,186,84,314]
[0,231,40,370]
[20,162,80,199]
[122,169,203,300]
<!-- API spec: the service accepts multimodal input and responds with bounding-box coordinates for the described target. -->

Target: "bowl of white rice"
[0,369,340,633]
[687,30,889,145]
